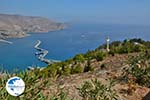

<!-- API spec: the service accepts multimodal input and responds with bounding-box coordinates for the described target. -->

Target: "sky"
[0,0,150,25]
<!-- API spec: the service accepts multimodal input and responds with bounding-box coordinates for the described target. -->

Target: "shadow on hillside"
[142,91,150,100]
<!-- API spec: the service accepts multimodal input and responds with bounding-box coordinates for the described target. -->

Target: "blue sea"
[0,23,150,72]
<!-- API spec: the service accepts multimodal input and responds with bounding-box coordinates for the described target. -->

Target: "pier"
[34,40,60,64]
[0,39,13,44]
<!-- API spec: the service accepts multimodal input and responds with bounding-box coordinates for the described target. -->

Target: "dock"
[34,40,60,64]
[0,39,13,44]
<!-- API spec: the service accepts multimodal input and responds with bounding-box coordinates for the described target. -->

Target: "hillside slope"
[0,14,65,39]
[0,38,149,100]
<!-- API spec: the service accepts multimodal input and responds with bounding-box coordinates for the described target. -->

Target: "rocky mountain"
[0,14,65,39]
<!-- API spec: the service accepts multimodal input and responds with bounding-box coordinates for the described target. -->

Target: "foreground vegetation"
[123,50,150,87]
[0,38,150,99]
[39,38,150,78]
[77,79,118,100]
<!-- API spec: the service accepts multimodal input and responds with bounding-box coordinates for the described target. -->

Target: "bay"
[0,23,150,72]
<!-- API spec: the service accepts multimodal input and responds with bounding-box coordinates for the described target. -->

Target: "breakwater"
[0,39,13,44]
[34,40,60,64]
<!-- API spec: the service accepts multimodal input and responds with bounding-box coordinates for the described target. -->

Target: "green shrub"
[95,51,106,61]
[84,60,94,72]
[62,66,71,75]
[77,79,118,100]
[73,54,86,63]
[50,87,70,100]
[0,70,49,100]
[84,50,97,60]
[109,50,115,56]
[72,64,84,74]
[123,52,150,87]
[108,38,147,54]
[47,66,57,77]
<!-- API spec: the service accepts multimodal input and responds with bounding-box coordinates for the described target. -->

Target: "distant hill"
[0,14,65,39]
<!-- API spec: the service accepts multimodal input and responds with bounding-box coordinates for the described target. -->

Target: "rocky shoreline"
[0,31,30,39]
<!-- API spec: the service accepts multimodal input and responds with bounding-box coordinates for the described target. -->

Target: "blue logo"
[6,76,25,96]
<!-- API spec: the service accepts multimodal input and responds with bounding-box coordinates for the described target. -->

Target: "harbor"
[34,40,60,64]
